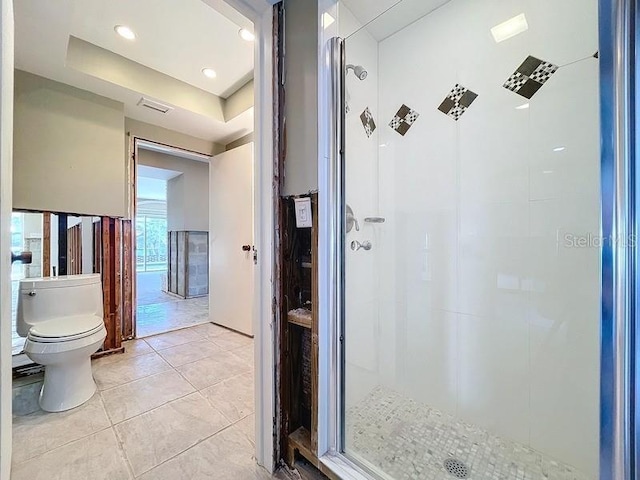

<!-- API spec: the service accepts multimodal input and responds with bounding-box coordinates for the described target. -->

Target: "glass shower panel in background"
[340,1,600,479]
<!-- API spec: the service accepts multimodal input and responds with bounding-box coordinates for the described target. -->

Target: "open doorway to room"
[134,153,211,337]
[6,0,273,477]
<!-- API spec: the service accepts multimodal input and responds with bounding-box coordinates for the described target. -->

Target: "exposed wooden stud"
[310,194,319,454]
[93,220,102,274]
[91,346,125,359]
[122,220,135,339]
[67,223,82,275]
[101,217,114,351]
[113,219,123,350]
[287,427,340,480]
[128,134,138,340]
[287,309,312,329]
[273,2,289,465]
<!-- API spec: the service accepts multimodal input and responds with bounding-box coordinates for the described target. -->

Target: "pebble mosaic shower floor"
[345,386,592,480]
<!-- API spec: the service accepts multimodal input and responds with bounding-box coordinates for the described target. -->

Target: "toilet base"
[39,357,97,412]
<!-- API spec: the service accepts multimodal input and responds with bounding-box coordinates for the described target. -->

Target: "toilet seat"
[28,315,104,343]
[24,324,107,356]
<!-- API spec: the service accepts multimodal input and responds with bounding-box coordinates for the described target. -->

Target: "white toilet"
[17,274,107,412]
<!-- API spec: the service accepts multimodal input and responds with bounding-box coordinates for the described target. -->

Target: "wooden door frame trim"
[127,136,213,336]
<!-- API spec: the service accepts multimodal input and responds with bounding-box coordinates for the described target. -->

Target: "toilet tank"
[16,274,104,337]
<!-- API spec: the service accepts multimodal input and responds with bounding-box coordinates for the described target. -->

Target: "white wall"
[343,0,600,476]
[283,0,319,196]
[339,5,387,409]
[13,70,126,217]
[137,149,209,232]
[125,118,223,220]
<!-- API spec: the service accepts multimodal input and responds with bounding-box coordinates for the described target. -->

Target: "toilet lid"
[28,315,105,342]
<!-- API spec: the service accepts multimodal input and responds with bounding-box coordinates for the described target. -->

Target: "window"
[135,215,168,272]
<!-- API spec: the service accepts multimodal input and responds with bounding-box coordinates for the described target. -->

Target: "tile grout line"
[11,424,114,467]
[12,325,257,478]
[111,422,139,479]
[12,393,114,466]
[132,409,258,478]
[100,387,196,427]
[102,385,136,477]
[93,354,173,392]
[166,345,252,374]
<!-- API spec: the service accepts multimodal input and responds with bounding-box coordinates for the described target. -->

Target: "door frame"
[0,0,277,475]
[0,0,13,477]
[128,136,214,339]
[316,2,640,480]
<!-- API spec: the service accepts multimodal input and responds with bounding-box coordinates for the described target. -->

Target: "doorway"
[1,0,277,477]
[134,146,212,337]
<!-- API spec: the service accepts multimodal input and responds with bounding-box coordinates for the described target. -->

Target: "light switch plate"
[294,197,313,228]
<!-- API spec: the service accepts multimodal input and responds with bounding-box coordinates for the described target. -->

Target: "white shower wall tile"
[343,6,382,391]
[344,363,380,409]
[345,295,378,371]
[457,234,530,319]
[528,61,600,202]
[342,0,600,477]
[526,0,599,66]
[397,309,458,416]
[397,209,458,313]
[457,312,530,446]
[528,297,600,475]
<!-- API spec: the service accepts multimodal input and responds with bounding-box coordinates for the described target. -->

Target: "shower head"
[346,64,368,81]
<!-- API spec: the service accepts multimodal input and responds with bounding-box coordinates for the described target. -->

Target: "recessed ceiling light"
[553,146,566,152]
[239,29,255,42]
[322,12,335,29]
[515,103,530,110]
[114,25,136,40]
[202,68,217,79]
[491,13,528,43]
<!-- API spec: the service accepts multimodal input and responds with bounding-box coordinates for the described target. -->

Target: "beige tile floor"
[136,271,210,338]
[11,324,272,480]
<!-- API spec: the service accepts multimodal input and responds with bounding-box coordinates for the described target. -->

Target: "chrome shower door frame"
[599,0,639,479]
[317,0,640,478]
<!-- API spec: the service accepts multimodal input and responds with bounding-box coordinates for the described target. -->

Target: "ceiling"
[341,0,452,40]
[70,0,253,97]
[14,0,255,144]
[138,165,182,181]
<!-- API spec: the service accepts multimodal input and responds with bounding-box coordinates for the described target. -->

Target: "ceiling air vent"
[137,97,173,114]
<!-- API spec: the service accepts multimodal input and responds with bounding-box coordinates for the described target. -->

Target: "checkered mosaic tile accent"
[389,104,420,136]
[437,84,478,121]
[504,55,559,99]
[360,107,377,138]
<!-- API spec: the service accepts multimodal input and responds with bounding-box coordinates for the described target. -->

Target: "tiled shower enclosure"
[339,0,600,479]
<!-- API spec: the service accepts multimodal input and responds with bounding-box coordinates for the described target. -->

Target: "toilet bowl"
[17,274,106,412]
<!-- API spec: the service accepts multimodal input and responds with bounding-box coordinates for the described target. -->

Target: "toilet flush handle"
[27,291,36,297]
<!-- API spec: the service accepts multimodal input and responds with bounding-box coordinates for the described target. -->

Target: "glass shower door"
[338,1,601,479]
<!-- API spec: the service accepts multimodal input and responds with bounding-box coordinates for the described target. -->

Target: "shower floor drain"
[443,458,470,479]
